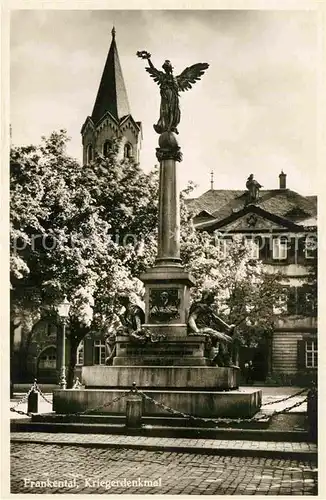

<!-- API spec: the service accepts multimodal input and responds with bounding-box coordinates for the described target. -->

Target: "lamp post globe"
[57,296,71,319]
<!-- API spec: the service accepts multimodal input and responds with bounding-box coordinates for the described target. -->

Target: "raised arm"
[146,57,155,70]
[137,50,164,85]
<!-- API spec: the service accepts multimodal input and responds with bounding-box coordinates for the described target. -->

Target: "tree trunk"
[66,321,90,388]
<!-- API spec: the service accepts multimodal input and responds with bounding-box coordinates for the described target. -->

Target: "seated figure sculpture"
[188,290,237,367]
[104,293,166,363]
[104,294,145,364]
[117,293,146,337]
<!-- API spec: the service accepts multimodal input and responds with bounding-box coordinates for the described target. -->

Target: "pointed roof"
[91,27,131,125]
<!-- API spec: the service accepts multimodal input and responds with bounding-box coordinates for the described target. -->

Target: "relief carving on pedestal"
[149,289,181,323]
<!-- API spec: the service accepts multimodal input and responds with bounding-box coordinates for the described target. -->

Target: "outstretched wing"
[145,65,166,85]
[176,63,209,91]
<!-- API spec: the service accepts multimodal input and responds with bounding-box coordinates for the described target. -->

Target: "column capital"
[156,131,182,162]
[156,146,182,162]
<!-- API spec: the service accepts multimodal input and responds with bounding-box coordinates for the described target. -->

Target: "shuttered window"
[304,235,317,260]
[272,237,288,260]
[306,340,317,368]
[245,238,260,259]
[297,339,317,369]
[216,237,232,260]
[83,334,94,366]
[273,292,288,314]
[286,286,317,316]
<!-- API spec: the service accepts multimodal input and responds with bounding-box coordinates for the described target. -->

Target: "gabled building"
[81,27,142,165]
[186,172,317,384]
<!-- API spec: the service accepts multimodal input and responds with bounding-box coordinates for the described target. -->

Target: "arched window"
[87,144,93,164]
[103,141,111,156]
[124,143,133,159]
[103,140,112,157]
[38,346,57,369]
[76,340,84,366]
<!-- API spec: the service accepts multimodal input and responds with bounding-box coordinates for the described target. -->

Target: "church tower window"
[124,143,133,159]
[103,140,112,157]
[87,144,93,164]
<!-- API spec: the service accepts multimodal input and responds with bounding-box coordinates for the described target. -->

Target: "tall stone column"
[113,131,201,365]
[136,131,196,343]
[155,132,182,267]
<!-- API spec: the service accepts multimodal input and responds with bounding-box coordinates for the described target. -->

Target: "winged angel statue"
[137,51,209,135]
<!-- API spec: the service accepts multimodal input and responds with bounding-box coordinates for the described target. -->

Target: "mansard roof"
[186,188,317,229]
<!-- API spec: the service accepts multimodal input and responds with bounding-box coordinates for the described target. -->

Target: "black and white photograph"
[6,4,321,497]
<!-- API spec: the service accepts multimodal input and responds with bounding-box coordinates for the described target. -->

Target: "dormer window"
[87,144,93,164]
[124,143,133,159]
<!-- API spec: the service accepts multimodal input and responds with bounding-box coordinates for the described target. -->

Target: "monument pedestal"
[53,132,262,421]
[82,365,239,390]
[140,265,195,334]
[113,335,208,366]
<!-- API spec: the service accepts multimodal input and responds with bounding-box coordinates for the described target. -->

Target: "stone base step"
[10,418,311,444]
[53,388,262,418]
[29,412,270,429]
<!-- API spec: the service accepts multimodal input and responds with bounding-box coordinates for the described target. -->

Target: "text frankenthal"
[23,477,162,490]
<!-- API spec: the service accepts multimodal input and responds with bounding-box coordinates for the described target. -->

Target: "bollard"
[125,382,143,428]
[27,381,39,414]
[307,382,317,443]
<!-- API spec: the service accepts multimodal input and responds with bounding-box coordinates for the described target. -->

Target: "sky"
[10,9,319,197]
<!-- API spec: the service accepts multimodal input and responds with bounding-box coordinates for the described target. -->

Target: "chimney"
[210,170,214,190]
[279,170,287,189]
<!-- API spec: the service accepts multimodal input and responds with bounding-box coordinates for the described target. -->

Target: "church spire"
[91,27,130,124]
[81,28,141,165]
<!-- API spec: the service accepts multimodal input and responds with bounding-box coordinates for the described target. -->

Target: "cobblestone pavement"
[11,443,317,495]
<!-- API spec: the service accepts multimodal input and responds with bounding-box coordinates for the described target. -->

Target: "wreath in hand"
[136,50,151,60]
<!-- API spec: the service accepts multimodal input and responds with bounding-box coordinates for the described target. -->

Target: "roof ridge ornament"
[246,174,262,204]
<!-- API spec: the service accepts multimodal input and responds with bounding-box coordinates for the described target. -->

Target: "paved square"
[11,443,317,495]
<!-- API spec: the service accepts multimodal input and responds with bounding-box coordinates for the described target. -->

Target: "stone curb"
[10,435,317,462]
[10,420,310,443]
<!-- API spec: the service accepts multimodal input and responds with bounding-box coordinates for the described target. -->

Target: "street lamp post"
[57,296,70,390]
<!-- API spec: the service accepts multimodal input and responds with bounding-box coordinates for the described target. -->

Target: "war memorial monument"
[52,51,262,420]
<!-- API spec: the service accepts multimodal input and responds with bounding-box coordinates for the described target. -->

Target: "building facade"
[186,172,317,384]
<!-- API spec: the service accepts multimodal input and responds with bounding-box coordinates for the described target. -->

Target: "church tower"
[81,27,142,164]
